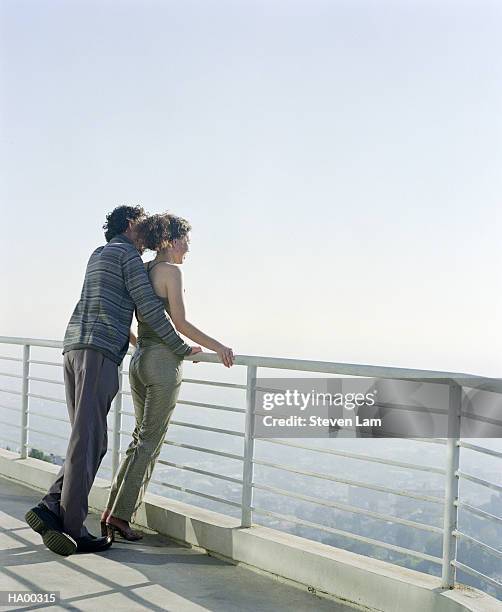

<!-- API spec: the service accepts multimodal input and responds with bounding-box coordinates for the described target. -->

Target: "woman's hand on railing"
[216,345,234,368]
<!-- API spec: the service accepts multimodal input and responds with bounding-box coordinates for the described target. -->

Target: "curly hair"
[103,205,146,242]
[137,213,192,251]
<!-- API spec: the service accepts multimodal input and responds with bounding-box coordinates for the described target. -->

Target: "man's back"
[63,234,191,364]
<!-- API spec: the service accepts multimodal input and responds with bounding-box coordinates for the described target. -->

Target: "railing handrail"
[1,334,502,598]
[1,335,500,392]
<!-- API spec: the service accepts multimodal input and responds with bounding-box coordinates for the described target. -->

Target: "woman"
[102,213,234,540]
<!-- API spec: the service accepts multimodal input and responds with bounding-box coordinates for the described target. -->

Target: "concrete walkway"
[0,476,352,611]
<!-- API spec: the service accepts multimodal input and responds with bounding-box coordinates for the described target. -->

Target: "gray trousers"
[41,349,119,538]
[106,342,183,522]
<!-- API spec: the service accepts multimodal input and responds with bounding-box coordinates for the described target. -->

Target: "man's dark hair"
[103,205,146,242]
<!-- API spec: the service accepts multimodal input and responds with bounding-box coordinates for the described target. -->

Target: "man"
[25,205,199,556]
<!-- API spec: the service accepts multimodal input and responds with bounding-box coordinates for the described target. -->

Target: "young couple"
[25,205,234,555]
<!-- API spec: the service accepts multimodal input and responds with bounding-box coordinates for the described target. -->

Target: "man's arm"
[122,250,192,356]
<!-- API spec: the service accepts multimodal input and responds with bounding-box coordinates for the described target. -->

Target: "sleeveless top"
[137,261,172,344]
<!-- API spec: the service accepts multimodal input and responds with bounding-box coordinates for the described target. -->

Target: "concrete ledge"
[1,448,500,612]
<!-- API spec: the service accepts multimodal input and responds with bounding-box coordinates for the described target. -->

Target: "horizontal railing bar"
[28,427,69,441]
[0,355,23,363]
[455,501,502,525]
[28,376,64,386]
[452,561,502,591]
[29,359,63,368]
[453,530,502,560]
[461,411,502,427]
[27,393,66,404]
[377,401,448,415]
[156,459,243,484]
[230,359,500,392]
[407,438,447,445]
[177,399,246,414]
[0,419,21,429]
[0,337,63,349]
[457,471,502,494]
[0,388,22,396]
[163,440,244,461]
[0,404,21,413]
[151,478,241,508]
[255,384,293,394]
[458,441,502,460]
[170,420,244,437]
[345,431,441,441]
[28,410,70,424]
[253,483,443,534]
[259,438,446,474]
[252,507,442,565]
[0,372,23,380]
[120,410,135,417]
[182,377,247,390]
[252,459,444,504]
[1,337,500,391]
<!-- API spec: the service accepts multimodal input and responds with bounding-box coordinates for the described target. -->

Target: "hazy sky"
[1,0,500,377]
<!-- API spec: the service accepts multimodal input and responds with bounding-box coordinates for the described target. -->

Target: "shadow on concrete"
[0,476,350,611]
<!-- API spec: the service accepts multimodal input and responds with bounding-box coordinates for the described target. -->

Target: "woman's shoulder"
[160,261,182,272]
[145,260,180,270]
[152,261,183,280]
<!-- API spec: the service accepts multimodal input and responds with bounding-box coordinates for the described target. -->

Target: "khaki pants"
[106,342,183,522]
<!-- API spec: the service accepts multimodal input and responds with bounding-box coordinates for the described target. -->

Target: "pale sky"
[1,0,501,377]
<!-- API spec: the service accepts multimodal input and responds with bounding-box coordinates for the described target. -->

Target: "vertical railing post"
[241,364,257,527]
[441,382,462,588]
[111,369,123,479]
[20,344,30,459]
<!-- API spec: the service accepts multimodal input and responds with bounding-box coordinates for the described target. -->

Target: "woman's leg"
[109,349,182,523]
[104,353,146,515]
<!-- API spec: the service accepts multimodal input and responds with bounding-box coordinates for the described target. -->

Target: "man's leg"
[58,349,118,539]
[40,352,77,518]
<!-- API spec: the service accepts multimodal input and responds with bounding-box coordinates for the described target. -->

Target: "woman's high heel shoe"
[100,509,111,537]
[105,518,143,541]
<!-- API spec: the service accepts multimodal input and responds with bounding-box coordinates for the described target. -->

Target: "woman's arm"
[163,265,234,367]
[129,330,137,347]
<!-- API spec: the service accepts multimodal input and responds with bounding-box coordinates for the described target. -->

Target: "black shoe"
[75,534,113,553]
[37,503,63,528]
[25,506,77,557]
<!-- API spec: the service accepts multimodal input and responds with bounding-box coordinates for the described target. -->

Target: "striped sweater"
[63,234,192,364]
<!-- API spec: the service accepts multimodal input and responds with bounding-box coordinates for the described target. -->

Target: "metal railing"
[0,335,501,598]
